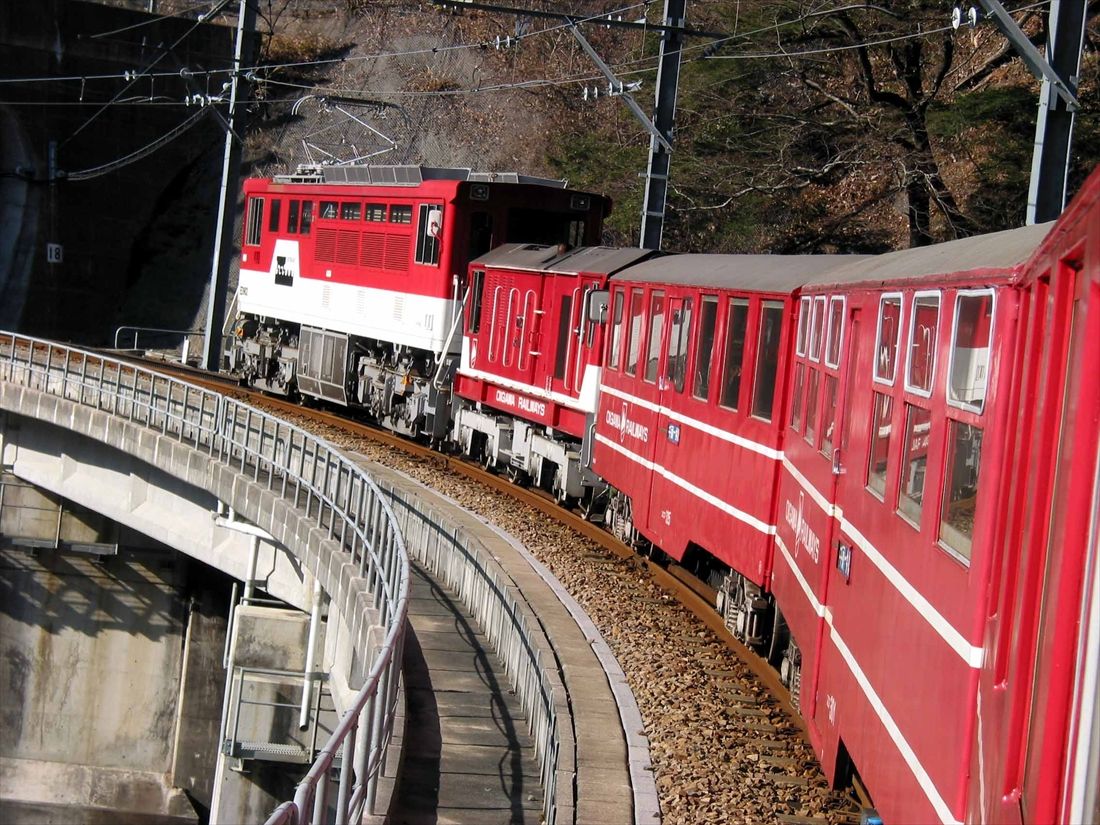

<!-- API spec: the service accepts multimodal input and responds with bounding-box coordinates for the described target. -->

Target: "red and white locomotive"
[228,161,1100,824]
[228,164,609,438]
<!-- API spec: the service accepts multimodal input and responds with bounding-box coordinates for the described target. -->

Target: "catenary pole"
[203,0,256,371]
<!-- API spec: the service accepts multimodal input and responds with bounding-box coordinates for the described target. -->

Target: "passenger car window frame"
[873,292,904,386]
[946,288,996,415]
[904,290,941,398]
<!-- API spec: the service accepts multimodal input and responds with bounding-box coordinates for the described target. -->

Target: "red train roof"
[472,243,655,275]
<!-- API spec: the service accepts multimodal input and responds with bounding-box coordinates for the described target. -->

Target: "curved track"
[126,354,859,825]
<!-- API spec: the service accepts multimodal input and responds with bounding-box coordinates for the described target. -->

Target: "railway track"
[116,353,860,825]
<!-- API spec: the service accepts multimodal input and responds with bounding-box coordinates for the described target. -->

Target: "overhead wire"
[0,0,1053,106]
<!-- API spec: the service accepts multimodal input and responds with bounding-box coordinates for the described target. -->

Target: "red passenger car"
[971,170,1100,825]
[591,254,859,647]
[452,244,652,503]
[775,226,1050,824]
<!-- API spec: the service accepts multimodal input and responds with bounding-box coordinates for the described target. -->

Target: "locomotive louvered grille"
[361,232,385,268]
[315,228,337,262]
[336,231,359,265]
[384,236,410,271]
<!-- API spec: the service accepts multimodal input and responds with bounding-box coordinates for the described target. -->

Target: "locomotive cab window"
[692,295,719,400]
[300,201,313,235]
[246,196,264,246]
[288,200,300,234]
[874,293,903,384]
[609,290,626,370]
[720,298,749,410]
[268,198,282,232]
[415,204,443,266]
[948,290,994,413]
[905,292,940,396]
[751,301,783,422]
[644,291,666,384]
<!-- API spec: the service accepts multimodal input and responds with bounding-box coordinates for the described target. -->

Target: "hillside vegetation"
[190,0,1100,252]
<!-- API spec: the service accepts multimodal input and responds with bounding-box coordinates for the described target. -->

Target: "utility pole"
[1025,0,1087,223]
[976,0,1086,223]
[202,0,256,371]
[640,0,686,250]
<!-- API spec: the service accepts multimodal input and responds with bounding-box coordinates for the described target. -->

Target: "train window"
[268,198,282,232]
[625,289,645,377]
[898,403,933,526]
[821,375,839,458]
[340,202,361,221]
[874,294,903,384]
[751,301,784,421]
[796,297,811,357]
[789,364,805,430]
[468,270,485,334]
[644,292,666,384]
[805,369,821,445]
[320,201,338,219]
[809,296,827,362]
[692,296,719,400]
[719,299,749,410]
[866,392,893,499]
[939,421,983,561]
[300,201,313,235]
[666,298,693,393]
[825,296,845,368]
[246,196,264,246]
[415,204,443,266]
[366,204,387,222]
[288,200,300,234]
[947,291,994,413]
[390,205,412,224]
[905,292,940,396]
[609,290,626,370]
[555,294,574,380]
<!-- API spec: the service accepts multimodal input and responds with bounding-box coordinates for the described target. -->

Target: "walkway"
[389,563,542,825]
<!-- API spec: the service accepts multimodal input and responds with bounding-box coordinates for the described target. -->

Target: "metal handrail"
[0,331,409,825]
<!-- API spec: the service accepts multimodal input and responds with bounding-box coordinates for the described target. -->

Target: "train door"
[647,295,693,551]
[811,300,862,726]
[617,287,666,538]
[539,274,600,401]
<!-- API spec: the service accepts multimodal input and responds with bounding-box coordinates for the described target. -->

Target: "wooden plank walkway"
[386,563,543,825]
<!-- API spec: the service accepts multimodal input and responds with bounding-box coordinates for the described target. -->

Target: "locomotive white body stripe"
[600,384,784,460]
[238,251,457,353]
[594,433,775,535]
[774,537,961,825]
